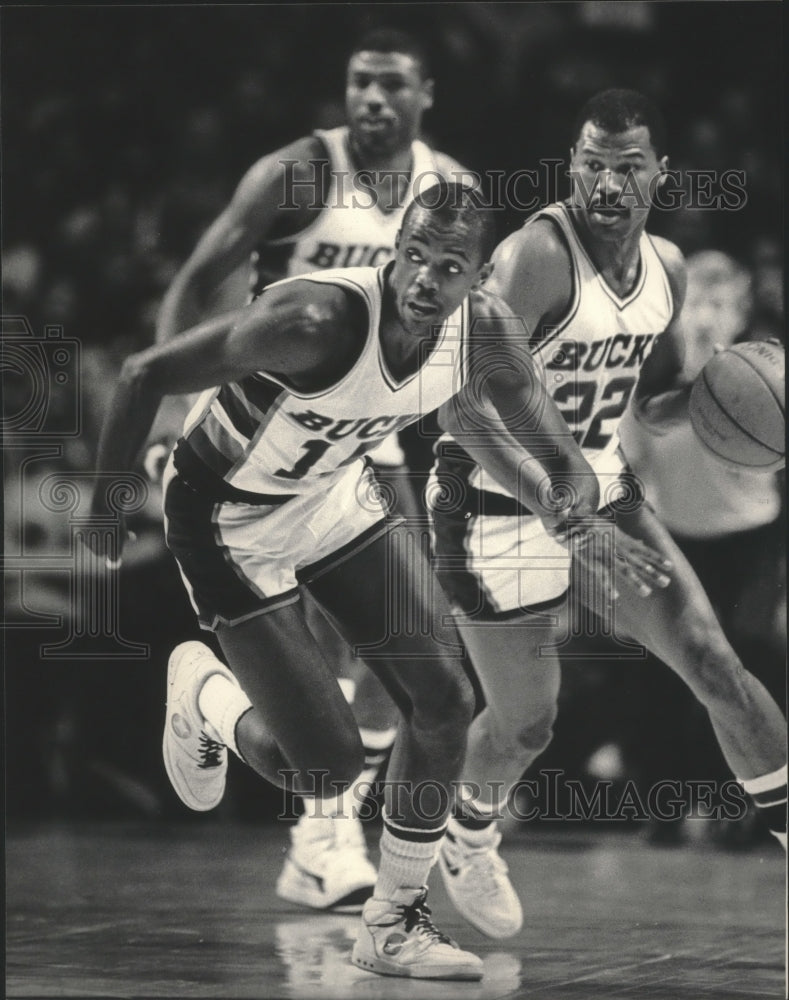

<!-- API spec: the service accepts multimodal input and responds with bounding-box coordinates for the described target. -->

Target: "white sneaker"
[352,886,483,980]
[438,821,523,938]
[276,811,377,912]
[162,641,235,811]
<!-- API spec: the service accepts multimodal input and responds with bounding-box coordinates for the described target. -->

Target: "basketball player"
[88,185,641,979]
[429,91,788,939]
[618,252,785,843]
[150,28,471,909]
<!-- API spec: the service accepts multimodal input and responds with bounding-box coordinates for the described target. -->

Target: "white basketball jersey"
[536,202,673,456]
[471,202,674,498]
[251,126,456,287]
[249,126,462,466]
[183,266,470,496]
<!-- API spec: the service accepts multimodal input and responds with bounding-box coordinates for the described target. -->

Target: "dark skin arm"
[147,138,330,476]
[443,221,671,595]
[90,282,364,554]
[629,235,690,433]
[439,283,600,531]
[443,223,599,527]
[155,136,329,343]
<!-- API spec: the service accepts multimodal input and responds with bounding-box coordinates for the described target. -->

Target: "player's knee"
[513,702,558,756]
[486,701,557,759]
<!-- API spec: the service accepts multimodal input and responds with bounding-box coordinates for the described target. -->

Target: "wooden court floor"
[6,820,786,1000]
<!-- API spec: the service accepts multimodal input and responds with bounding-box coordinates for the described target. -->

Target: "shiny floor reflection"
[6,821,785,999]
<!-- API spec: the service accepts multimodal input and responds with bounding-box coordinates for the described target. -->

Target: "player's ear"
[473,262,494,288]
[394,229,401,250]
[656,155,669,181]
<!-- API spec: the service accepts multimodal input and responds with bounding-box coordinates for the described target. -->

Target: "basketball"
[689,340,785,469]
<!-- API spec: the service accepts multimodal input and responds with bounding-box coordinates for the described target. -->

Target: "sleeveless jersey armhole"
[524,210,580,351]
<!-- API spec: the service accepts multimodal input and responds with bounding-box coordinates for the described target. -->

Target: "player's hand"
[567,526,618,613]
[143,440,172,484]
[613,529,673,597]
[83,486,136,570]
[542,472,601,545]
[143,394,193,483]
[568,524,672,613]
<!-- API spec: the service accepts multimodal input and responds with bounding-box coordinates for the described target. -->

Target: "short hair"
[402,182,498,262]
[348,28,432,80]
[572,88,667,157]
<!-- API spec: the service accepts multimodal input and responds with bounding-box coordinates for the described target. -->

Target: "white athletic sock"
[332,728,397,820]
[452,781,503,834]
[374,811,446,900]
[739,764,787,849]
[300,794,347,822]
[357,725,397,785]
[299,727,397,822]
[197,673,252,759]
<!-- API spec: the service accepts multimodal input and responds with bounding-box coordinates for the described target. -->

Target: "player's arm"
[465,224,596,512]
[440,281,600,530]
[630,237,691,433]
[90,284,357,544]
[155,137,325,344]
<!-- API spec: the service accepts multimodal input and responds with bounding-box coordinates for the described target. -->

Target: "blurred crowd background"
[3,3,785,844]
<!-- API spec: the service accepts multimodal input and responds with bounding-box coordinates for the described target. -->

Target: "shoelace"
[198,732,224,769]
[400,891,454,945]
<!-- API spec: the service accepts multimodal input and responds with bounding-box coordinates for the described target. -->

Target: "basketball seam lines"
[729,349,784,414]
[700,370,783,456]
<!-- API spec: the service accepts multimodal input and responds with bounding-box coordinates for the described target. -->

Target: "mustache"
[588,196,628,209]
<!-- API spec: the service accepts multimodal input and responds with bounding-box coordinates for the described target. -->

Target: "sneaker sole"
[276,883,373,913]
[351,950,483,981]
[162,644,226,811]
[276,858,374,912]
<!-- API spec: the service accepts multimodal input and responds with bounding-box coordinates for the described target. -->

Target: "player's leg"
[428,490,574,937]
[162,606,364,801]
[287,590,388,910]
[456,608,564,804]
[438,607,563,938]
[282,457,412,904]
[304,521,483,980]
[161,464,381,907]
[214,605,364,792]
[163,602,381,914]
[609,502,788,847]
[303,589,399,794]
